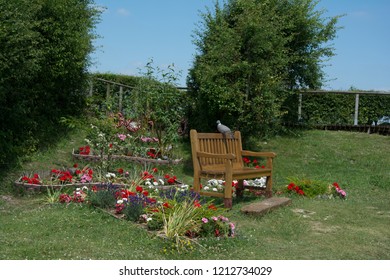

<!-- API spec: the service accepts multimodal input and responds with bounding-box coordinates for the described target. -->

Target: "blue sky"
[89,0,390,91]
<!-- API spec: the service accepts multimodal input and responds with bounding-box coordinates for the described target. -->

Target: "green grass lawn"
[1,129,389,259]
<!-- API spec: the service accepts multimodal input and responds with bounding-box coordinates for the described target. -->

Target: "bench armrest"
[241,150,276,158]
[197,151,236,160]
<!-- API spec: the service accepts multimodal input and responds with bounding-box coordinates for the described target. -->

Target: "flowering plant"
[58,186,88,204]
[200,215,235,237]
[20,173,41,185]
[202,177,266,195]
[242,157,266,169]
[78,145,90,155]
[331,182,347,199]
[286,178,347,199]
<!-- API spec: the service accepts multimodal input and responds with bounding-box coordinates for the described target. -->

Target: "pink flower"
[201,218,208,223]
[117,134,127,141]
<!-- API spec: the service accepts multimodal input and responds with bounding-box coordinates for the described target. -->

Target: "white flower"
[204,186,210,191]
[76,188,81,191]
[208,179,218,186]
[105,172,116,178]
[117,199,123,204]
[158,179,164,185]
[82,186,88,191]
[144,180,151,186]
[212,188,218,192]
[146,217,152,222]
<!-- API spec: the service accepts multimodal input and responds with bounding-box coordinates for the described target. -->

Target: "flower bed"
[15,166,236,252]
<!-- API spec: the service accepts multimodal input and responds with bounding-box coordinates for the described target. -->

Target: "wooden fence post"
[354,93,359,126]
[298,93,302,121]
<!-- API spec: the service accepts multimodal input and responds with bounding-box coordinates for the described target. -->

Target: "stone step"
[241,197,292,216]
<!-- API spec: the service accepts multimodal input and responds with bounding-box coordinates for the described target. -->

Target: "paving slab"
[241,197,292,216]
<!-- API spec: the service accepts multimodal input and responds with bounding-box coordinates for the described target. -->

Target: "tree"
[0,0,101,169]
[187,0,341,138]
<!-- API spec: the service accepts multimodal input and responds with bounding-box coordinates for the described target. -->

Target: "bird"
[216,120,234,139]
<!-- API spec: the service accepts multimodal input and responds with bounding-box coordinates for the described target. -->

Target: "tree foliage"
[0,0,100,170]
[187,0,341,138]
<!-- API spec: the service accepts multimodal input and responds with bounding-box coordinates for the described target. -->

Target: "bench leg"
[224,198,232,208]
[265,175,273,198]
[235,180,244,198]
[193,175,201,193]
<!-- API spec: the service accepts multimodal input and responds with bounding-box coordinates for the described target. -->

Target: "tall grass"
[1,129,389,259]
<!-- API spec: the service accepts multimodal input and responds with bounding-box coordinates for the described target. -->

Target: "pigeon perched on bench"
[217,120,234,139]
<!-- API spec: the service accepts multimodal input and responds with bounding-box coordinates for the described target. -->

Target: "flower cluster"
[51,169,73,183]
[287,182,305,196]
[78,145,90,155]
[242,157,265,169]
[75,167,93,183]
[21,174,41,185]
[332,182,347,199]
[59,187,87,203]
[146,148,161,159]
[200,215,235,237]
[114,186,157,215]
[286,178,347,199]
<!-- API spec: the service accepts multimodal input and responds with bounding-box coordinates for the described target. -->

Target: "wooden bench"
[190,129,276,208]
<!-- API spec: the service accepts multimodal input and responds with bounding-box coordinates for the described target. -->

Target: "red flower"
[167,178,176,185]
[109,143,113,148]
[287,183,295,190]
[142,171,154,180]
[208,204,217,210]
[118,168,124,174]
[152,168,158,173]
[142,191,149,197]
[163,202,171,208]
[193,200,201,208]
[73,163,78,168]
[21,176,30,183]
[136,186,143,193]
[79,146,90,155]
[59,194,72,203]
